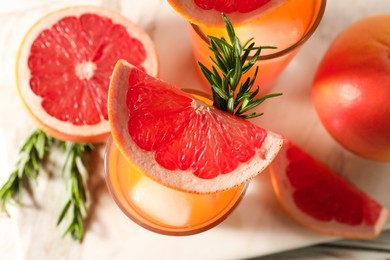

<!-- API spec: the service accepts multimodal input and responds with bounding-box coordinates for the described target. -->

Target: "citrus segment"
[108,60,284,193]
[194,0,271,13]
[167,0,287,26]
[271,140,389,239]
[17,6,159,143]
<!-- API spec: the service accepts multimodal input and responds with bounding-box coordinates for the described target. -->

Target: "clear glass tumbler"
[104,136,248,236]
[189,0,327,94]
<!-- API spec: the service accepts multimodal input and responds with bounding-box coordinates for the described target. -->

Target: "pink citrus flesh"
[17,6,159,143]
[194,0,271,13]
[271,140,389,239]
[108,59,284,193]
[167,0,287,26]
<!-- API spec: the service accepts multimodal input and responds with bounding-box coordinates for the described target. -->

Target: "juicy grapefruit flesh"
[167,0,287,27]
[285,142,383,227]
[194,0,271,13]
[28,13,147,126]
[109,60,283,193]
[126,69,267,179]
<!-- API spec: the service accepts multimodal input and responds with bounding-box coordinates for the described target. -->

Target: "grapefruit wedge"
[16,6,159,143]
[167,0,287,26]
[271,140,389,239]
[108,60,284,193]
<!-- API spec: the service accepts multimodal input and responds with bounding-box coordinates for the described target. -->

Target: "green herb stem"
[199,13,282,118]
[57,143,92,242]
[0,129,54,214]
[0,129,93,242]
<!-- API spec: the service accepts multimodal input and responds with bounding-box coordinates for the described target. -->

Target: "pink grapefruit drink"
[105,61,283,235]
[104,137,247,235]
[189,0,326,94]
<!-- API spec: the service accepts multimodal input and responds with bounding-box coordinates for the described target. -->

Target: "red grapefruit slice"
[16,6,159,143]
[108,60,284,193]
[167,0,287,26]
[271,140,389,239]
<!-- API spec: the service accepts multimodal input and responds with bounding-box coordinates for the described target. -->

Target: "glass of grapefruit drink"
[104,137,248,235]
[104,57,283,235]
[169,0,326,94]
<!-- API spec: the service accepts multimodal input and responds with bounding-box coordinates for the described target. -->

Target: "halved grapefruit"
[167,0,287,26]
[108,59,284,193]
[16,6,159,143]
[271,140,389,239]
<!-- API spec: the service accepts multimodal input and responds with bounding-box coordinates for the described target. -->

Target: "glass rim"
[190,0,327,60]
[103,135,249,236]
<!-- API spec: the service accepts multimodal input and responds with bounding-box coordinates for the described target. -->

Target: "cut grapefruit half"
[16,6,159,143]
[108,59,284,193]
[167,0,287,26]
[271,140,389,239]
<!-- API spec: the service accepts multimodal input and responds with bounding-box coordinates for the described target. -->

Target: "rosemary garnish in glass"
[198,13,282,118]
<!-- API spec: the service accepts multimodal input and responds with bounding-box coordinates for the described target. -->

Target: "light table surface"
[1,1,390,259]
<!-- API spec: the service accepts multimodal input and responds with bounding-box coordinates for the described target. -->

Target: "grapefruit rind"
[108,59,284,194]
[16,6,159,143]
[270,140,389,239]
[311,15,390,162]
[167,0,287,26]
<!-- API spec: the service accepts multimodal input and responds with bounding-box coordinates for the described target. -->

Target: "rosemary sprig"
[198,13,282,118]
[0,129,93,242]
[0,129,54,214]
[57,143,93,242]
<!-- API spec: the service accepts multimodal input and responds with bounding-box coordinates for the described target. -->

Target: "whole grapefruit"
[311,15,390,161]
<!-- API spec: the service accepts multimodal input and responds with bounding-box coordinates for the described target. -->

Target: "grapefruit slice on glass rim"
[108,59,284,193]
[16,6,159,143]
[167,0,287,26]
[270,140,389,239]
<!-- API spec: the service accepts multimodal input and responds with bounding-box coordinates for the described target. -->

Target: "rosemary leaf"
[198,62,215,85]
[230,54,242,89]
[223,13,236,44]
[211,66,222,85]
[241,42,255,67]
[227,96,235,114]
[237,77,252,98]
[57,200,71,225]
[241,112,264,119]
[212,83,229,101]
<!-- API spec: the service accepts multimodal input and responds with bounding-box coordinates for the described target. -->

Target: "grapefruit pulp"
[16,6,159,143]
[108,60,284,193]
[167,0,287,26]
[271,140,389,239]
